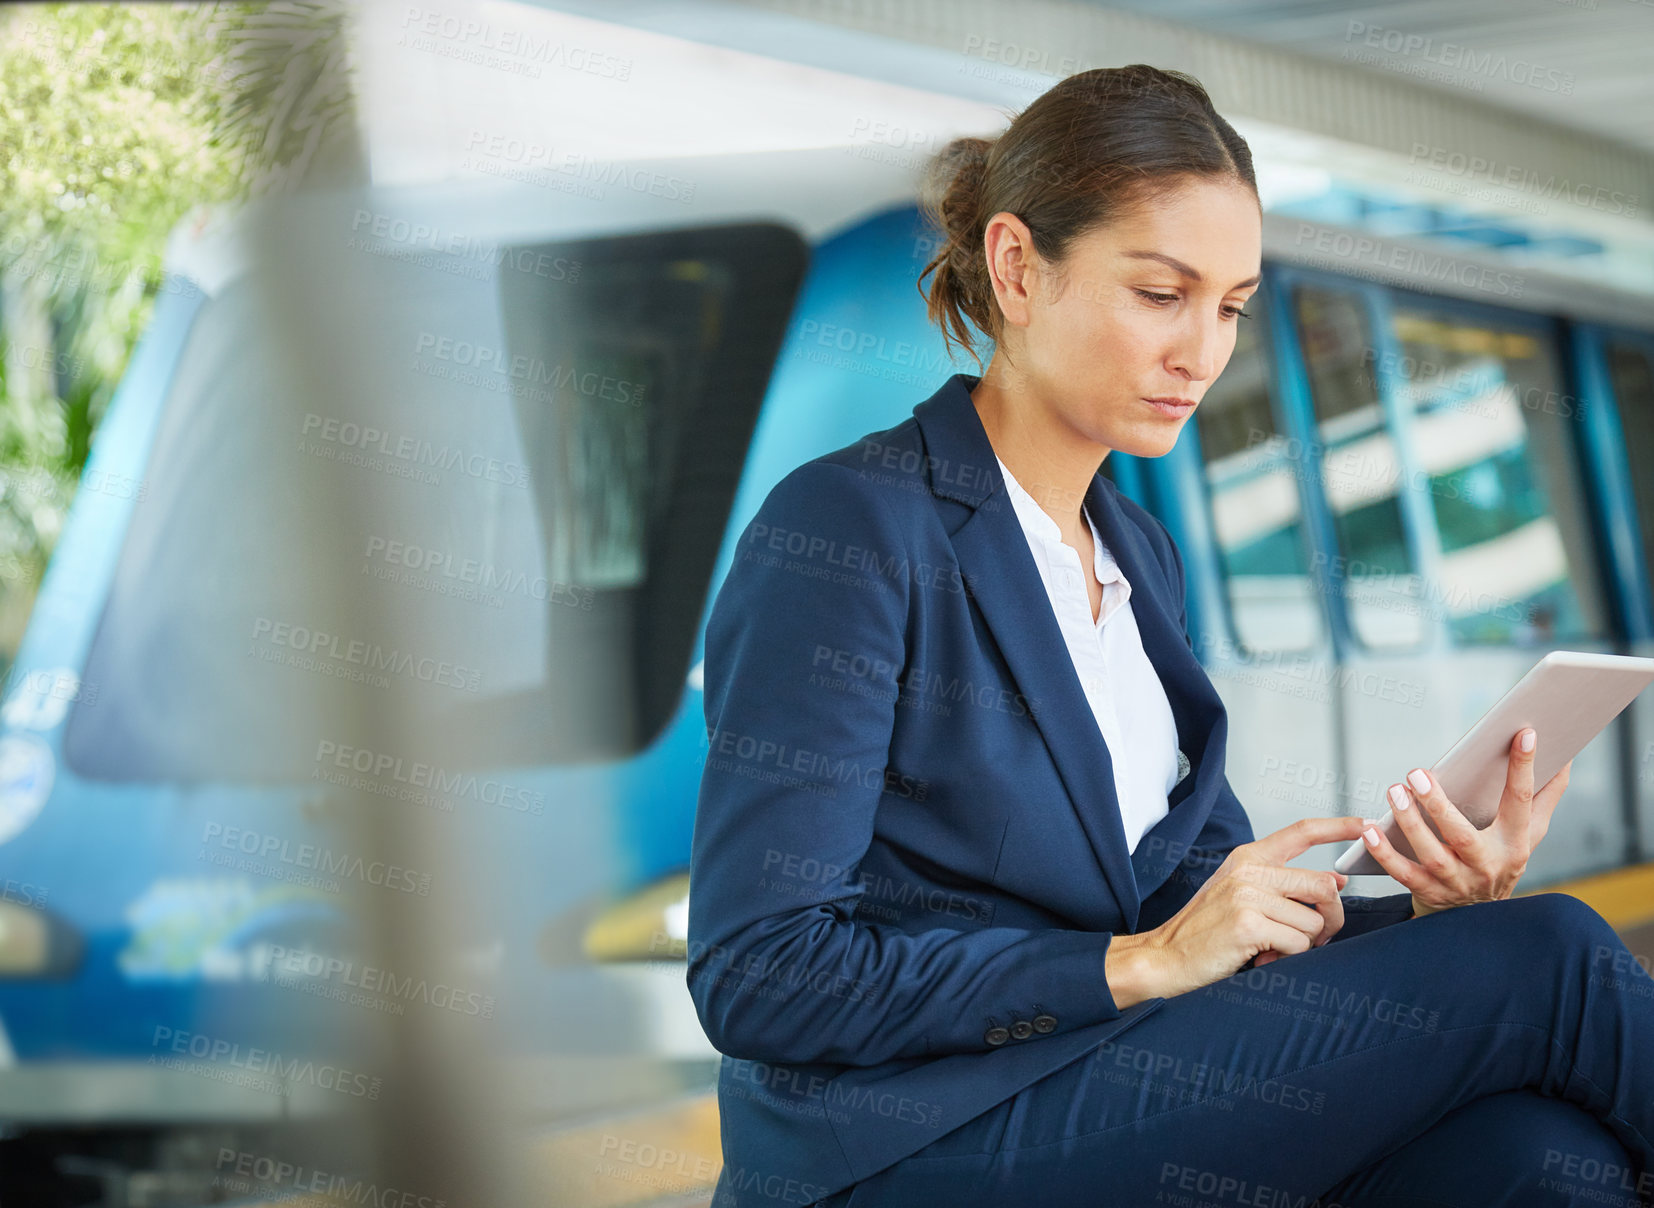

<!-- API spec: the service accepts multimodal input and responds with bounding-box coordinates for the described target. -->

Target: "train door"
[1278,269,1626,885]
[1578,328,1654,861]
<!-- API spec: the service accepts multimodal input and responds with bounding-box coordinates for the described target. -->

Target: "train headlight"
[0,902,79,977]
[581,871,690,962]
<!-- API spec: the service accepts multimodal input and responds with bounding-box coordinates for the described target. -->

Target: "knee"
[1430,1091,1639,1197]
[1520,1096,1643,1198]
[1461,894,1626,982]
[1506,892,1619,952]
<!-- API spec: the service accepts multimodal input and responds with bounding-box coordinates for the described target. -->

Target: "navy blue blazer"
[687,372,1413,1204]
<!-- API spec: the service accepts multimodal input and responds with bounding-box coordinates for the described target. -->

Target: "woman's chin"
[1105,426,1186,460]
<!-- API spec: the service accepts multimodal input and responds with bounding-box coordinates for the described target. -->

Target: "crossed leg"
[1321,1088,1648,1207]
[823,894,1654,1208]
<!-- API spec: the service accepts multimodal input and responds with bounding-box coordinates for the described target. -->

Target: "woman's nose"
[1167,316,1221,382]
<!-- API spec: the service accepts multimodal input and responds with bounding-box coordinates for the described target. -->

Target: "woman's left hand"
[1360,727,1571,916]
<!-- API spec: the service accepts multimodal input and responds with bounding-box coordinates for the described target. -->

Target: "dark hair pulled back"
[918,64,1258,368]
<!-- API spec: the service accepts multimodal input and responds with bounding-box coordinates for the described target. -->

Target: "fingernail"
[1364,826,1381,846]
[1407,769,1431,795]
[1389,784,1409,812]
[1520,729,1535,752]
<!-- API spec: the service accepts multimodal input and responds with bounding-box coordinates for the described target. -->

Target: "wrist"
[1105,929,1167,1009]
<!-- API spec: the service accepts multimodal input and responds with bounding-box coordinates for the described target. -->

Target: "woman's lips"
[1143,396,1197,417]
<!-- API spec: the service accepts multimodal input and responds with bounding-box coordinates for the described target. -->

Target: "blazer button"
[1033,1014,1057,1033]
[984,1026,1010,1046]
[1010,1020,1034,1041]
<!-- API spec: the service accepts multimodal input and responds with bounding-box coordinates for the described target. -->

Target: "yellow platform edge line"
[1526,861,1654,931]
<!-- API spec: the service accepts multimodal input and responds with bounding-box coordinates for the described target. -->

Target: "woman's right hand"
[1106,816,1373,1005]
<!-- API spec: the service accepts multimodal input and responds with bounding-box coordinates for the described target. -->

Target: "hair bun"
[923,135,993,245]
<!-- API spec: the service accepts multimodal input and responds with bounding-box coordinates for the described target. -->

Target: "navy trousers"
[816,893,1654,1208]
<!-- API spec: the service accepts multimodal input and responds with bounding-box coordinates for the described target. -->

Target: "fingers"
[1528,754,1567,817]
[1391,769,1480,864]
[1515,747,1574,853]
[1315,889,1347,947]
[1385,781,1448,873]
[1219,844,1353,966]
[1233,867,1343,952]
[1247,915,1315,960]
[1246,889,1327,941]
[1234,862,1345,906]
[1252,815,1370,863]
[1495,727,1538,846]
[1355,817,1425,893]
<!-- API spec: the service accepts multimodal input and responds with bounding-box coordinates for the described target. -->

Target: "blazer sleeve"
[687,461,1133,1068]
[1132,514,1414,942]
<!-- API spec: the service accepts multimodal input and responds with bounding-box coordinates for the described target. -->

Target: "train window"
[62,221,807,782]
[1388,304,1607,644]
[1294,285,1426,649]
[1606,341,1654,593]
[1193,283,1326,653]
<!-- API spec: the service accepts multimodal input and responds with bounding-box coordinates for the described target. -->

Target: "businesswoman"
[688,65,1654,1208]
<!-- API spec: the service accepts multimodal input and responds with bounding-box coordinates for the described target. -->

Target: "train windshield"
[62,217,807,783]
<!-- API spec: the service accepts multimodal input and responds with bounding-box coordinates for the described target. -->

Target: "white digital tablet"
[1334,650,1654,877]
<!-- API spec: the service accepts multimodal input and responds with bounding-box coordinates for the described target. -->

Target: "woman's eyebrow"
[1122,249,1260,290]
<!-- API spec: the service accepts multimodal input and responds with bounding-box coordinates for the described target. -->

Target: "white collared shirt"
[994,456,1180,855]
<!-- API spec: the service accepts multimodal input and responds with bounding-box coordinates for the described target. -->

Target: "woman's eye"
[1135,288,1252,319]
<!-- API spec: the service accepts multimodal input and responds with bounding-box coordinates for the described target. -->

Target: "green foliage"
[1,5,242,274]
[204,0,360,198]
[0,1,358,660]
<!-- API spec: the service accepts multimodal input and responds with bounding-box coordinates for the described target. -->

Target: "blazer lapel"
[1081,469,1230,900]
[914,374,1229,926]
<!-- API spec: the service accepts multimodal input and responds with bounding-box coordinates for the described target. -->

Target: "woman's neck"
[970,361,1109,549]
